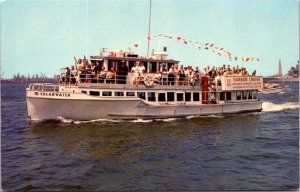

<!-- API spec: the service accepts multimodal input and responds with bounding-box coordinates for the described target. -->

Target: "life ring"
[144,75,154,87]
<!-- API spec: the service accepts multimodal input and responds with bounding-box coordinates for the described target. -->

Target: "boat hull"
[27,96,263,121]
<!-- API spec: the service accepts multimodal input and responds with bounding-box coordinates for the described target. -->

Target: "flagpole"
[147,0,152,56]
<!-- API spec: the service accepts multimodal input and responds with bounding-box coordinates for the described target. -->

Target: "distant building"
[287,60,299,78]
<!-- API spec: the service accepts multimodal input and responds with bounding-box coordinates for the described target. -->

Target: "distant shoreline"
[1,79,58,84]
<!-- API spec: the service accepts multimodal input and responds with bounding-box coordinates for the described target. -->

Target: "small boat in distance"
[259,83,285,94]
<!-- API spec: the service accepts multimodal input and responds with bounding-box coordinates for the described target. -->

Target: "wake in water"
[54,114,227,124]
[262,102,299,112]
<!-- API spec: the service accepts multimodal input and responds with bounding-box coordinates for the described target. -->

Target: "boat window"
[128,61,135,71]
[177,93,184,102]
[158,93,166,102]
[253,91,257,99]
[185,92,191,102]
[102,91,112,96]
[167,92,174,102]
[149,62,157,73]
[242,91,248,100]
[236,91,241,100]
[148,92,156,101]
[108,60,118,70]
[90,91,100,96]
[115,91,124,96]
[248,91,253,99]
[226,92,231,100]
[220,92,225,101]
[209,92,216,103]
[81,91,87,94]
[137,92,146,100]
[126,92,135,97]
[193,92,200,102]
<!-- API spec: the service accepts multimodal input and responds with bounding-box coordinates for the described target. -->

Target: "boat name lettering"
[233,77,261,82]
[38,92,71,97]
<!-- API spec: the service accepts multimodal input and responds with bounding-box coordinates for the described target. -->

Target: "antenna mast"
[147,0,152,56]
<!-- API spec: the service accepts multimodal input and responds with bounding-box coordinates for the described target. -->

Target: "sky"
[0,0,299,78]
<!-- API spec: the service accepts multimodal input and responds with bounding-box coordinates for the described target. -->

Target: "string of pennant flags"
[128,34,260,63]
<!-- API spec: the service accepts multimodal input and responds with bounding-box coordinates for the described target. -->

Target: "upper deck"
[89,49,179,74]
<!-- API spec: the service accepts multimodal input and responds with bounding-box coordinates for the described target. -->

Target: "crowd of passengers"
[63,56,255,86]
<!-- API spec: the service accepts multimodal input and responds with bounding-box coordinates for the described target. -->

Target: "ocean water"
[1,82,299,191]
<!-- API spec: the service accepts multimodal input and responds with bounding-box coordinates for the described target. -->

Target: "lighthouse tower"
[278,59,283,77]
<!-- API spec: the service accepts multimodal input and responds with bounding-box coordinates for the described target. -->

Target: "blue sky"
[1,0,299,78]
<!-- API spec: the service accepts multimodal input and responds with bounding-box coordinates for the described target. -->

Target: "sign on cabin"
[221,76,263,91]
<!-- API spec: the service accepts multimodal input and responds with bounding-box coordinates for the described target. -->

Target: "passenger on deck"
[76,59,84,83]
[65,67,70,83]
[131,62,139,85]
[119,61,128,84]
[161,63,168,85]
[136,70,148,85]
[94,62,101,75]
[138,61,146,77]
[154,70,162,84]
[90,63,97,83]
[77,59,84,71]
[178,64,185,86]
[188,68,196,86]
[70,65,76,84]
[168,65,175,85]
[98,67,107,83]
[106,67,116,84]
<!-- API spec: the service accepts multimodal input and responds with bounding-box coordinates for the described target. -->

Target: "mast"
[147,0,152,56]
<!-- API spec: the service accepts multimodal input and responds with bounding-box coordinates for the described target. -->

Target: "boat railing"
[29,83,59,92]
[59,73,202,87]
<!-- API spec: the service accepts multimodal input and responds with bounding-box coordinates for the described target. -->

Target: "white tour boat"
[26,49,263,121]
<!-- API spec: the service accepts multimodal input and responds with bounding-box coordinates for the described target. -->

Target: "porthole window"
[193,92,200,102]
[242,91,248,100]
[158,93,166,102]
[236,91,241,100]
[226,92,231,100]
[115,92,124,96]
[177,93,184,102]
[167,92,174,102]
[137,92,146,100]
[220,92,225,101]
[90,91,100,96]
[126,92,135,97]
[248,91,253,99]
[185,92,191,102]
[102,91,112,96]
[253,91,257,99]
[148,92,156,101]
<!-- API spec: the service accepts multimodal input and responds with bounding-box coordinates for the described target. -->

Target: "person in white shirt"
[138,62,146,76]
[131,62,139,84]
[99,67,107,83]
[154,70,162,84]
[178,65,185,86]
[168,65,175,85]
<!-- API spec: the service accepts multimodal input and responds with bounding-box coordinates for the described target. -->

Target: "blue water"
[1,82,299,191]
